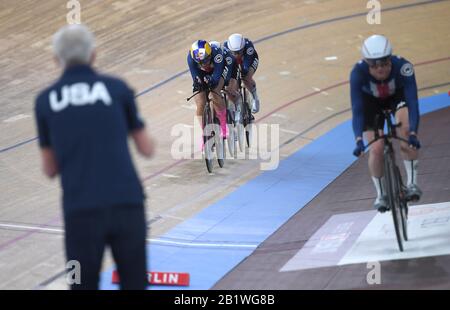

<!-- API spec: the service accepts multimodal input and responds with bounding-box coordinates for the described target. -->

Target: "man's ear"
[89,50,96,65]
[53,55,61,67]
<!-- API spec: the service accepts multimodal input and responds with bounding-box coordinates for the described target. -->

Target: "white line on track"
[147,238,257,249]
[271,113,288,119]
[181,104,196,110]
[3,114,31,123]
[280,128,300,135]
[0,223,63,233]
[0,223,257,249]
[161,173,180,178]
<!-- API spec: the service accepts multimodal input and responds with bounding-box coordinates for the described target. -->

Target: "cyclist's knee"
[194,92,206,106]
[243,80,254,91]
[244,77,256,90]
[195,104,204,117]
[195,97,206,114]
[227,89,239,102]
[211,94,225,109]
[246,67,256,79]
[397,125,409,139]
[400,143,410,154]
[369,141,384,159]
[227,79,239,93]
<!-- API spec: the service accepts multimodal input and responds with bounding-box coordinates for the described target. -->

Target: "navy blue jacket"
[34,65,145,214]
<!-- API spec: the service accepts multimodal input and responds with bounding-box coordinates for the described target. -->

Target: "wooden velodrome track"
[0,0,449,289]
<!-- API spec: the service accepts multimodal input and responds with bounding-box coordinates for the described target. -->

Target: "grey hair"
[53,24,95,66]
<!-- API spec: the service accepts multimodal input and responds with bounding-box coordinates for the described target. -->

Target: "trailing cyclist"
[223,33,260,114]
[350,35,422,212]
[209,40,242,123]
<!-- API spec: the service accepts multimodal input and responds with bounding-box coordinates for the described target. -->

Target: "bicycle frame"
[186,87,224,172]
[367,109,410,251]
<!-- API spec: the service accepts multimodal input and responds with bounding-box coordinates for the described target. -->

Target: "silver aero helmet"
[227,33,245,53]
[361,35,392,60]
[209,41,221,49]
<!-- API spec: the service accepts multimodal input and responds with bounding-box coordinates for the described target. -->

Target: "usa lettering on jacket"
[49,81,112,112]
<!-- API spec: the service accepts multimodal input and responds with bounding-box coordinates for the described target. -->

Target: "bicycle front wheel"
[384,151,404,252]
[395,165,409,241]
[212,115,225,168]
[203,104,214,173]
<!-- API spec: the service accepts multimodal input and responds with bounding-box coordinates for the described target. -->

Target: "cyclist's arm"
[242,41,258,76]
[187,54,202,90]
[210,52,225,89]
[350,68,365,141]
[401,62,420,134]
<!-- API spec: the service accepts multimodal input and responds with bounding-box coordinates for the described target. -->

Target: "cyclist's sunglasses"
[365,56,391,69]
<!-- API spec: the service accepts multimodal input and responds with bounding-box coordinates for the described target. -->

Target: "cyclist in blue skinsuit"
[223,33,260,114]
[209,41,242,123]
[187,40,228,140]
[351,35,422,212]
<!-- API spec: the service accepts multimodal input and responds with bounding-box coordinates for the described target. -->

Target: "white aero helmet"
[209,40,221,49]
[361,35,392,60]
[227,33,245,52]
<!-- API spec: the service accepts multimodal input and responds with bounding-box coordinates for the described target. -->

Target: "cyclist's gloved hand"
[408,134,421,149]
[203,75,213,88]
[193,76,204,92]
[353,140,365,157]
[193,82,202,92]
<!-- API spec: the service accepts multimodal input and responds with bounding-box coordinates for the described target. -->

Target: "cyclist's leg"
[395,106,418,160]
[395,104,421,199]
[365,130,389,210]
[242,68,256,91]
[193,90,206,148]
[210,78,227,137]
[225,78,242,121]
[242,57,260,113]
[363,94,387,210]
[365,130,385,177]
[194,91,207,122]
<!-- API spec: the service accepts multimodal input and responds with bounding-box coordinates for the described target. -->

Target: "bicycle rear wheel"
[236,101,246,152]
[213,116,225,168]
[226,108,237,158]
[384,151,404,252]
[243,89,254,148]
